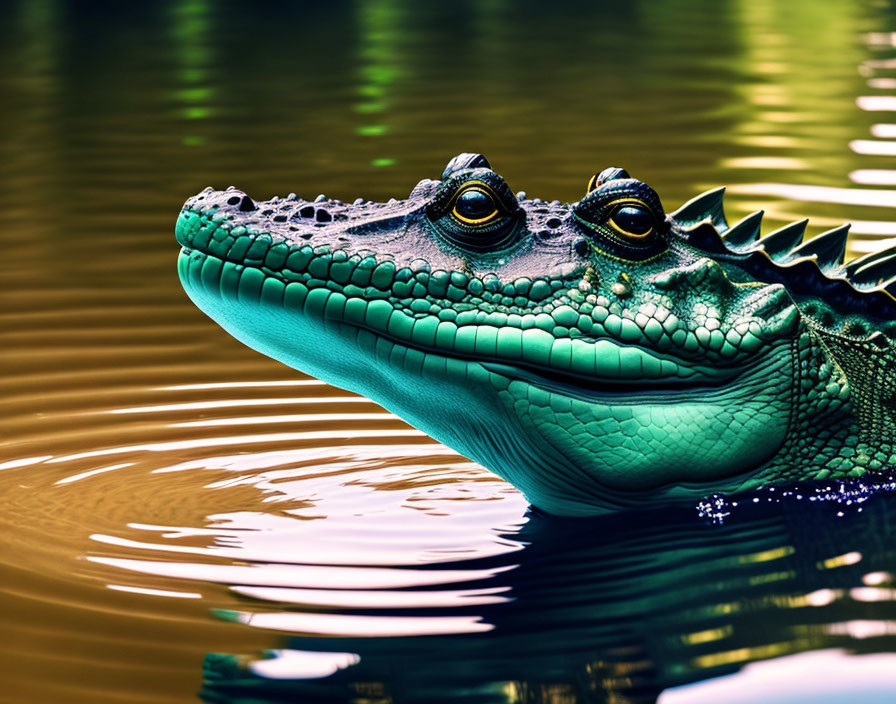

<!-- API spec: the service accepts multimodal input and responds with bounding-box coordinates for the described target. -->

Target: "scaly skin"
[175,153,896,516]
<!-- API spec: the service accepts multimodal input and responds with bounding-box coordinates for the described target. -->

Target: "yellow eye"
[607,202,655,238]
[452,185,500,225]
[586,174,599,193]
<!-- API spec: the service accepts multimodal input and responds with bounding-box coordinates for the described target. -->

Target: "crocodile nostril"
[315,209,332,223]
[226,195,241,206]
[238,195,256,212]
[299,205,315,218]
[546,217,563,229]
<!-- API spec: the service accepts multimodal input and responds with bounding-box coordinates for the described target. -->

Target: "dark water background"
[7,1,896,702]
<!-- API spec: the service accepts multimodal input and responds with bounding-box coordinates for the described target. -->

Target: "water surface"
[5,1,896,702]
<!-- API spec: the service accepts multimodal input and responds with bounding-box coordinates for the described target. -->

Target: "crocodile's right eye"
[608,203,655,238]
[573,176,667,261]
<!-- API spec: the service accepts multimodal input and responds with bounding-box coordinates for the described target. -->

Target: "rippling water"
[7,1,896,702]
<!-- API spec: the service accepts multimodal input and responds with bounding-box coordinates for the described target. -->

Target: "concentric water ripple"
[9,1,896,702]
[1,320,529,701]
[1,271,530,703]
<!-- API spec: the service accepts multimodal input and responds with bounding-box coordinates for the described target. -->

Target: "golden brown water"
[8,1,896,702]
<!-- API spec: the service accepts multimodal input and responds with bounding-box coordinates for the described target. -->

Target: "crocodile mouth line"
[333,316,756,405]
[479,361,742,401]
[179,246,748,399]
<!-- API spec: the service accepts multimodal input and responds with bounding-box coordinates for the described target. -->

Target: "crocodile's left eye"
[427,172,523,253]
[452,185,499,225]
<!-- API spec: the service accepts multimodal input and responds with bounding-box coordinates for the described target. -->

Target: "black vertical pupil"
[611,205,653,235]
[455,189,495,220]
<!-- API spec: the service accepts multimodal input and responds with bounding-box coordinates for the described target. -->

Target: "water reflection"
[168,0,215,147]
[6,0,896,702]
[195,497,896,703]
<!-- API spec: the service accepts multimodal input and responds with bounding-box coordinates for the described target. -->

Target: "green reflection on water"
[199,497,896,704]
[4,1,896,703]
[354,0,408,170]
[724,0,870,235]
[356,125,389,137]
[170,0,214,146]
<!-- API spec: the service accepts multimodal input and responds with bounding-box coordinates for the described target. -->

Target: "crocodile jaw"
[178,246,795,515]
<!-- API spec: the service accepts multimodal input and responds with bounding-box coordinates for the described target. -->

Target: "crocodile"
[174,153,896,516]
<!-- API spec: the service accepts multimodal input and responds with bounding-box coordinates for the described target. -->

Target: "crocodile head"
[175,153,855,516]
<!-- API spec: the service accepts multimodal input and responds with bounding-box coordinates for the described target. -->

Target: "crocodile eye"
[609,204,654,238]
[452,186,499,225]
[572,177,666,261]
[427,173,523,253]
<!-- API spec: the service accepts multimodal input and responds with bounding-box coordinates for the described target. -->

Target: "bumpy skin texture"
[175,154,896,516]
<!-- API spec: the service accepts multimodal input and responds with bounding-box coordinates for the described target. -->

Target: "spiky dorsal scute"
[669,188,896,323]
[669,187,728,231]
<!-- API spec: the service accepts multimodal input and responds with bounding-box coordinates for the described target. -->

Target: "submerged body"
[175,154,896,516]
